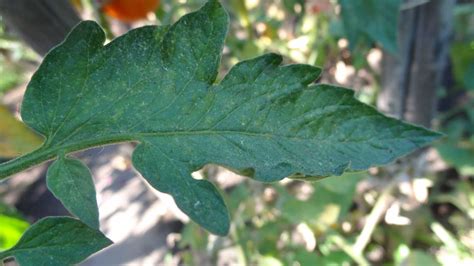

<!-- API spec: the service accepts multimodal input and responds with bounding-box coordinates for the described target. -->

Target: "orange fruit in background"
[102,0,160,22]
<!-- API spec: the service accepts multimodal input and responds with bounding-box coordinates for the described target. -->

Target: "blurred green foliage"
[0,105,43,159]
[339,0,400,54]
[156,0,340,69]
[0,203,29,252]
[438,2,474,179]
[452,3,474,91]
[437,141,474,176]
[0,18,39,95]
[179,172,364,265]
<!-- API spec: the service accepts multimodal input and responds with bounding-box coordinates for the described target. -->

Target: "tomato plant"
[0,1,440,264]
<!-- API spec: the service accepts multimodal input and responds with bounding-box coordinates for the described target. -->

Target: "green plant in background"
[451,3,474,91]
[0,62,21,95]
[0,203,29,252]
[339,0,400,54]
[0,106,43,159]
[437,2,474,177]
[0,17,39,95]
[0,18,43,160]
[179,173,365,265]
[0,1,441,265]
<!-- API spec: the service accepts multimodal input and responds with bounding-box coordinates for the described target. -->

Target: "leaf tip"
[410,126,445,148]
[206,213,231,236]
[67,20,106,48]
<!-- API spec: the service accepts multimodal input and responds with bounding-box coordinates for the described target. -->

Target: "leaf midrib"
[49,129,355,151]
[0,127,399,181]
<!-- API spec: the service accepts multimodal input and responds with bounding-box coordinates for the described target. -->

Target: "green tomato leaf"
[1,0,440,235]
[0,217,112,266]
[339,0,401,53]
[47,156,100,229]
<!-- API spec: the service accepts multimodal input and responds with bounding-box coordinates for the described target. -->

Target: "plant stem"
[0,145,57,180]
[353,180,396,255]
[431,222,467,254]
[330,234,370,266]
[0,134,135,180]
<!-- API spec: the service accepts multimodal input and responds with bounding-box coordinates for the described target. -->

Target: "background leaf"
[278,172,363,230]
[339,0,401,53]
[0,105,42,159]
[0,214,29,251]
[436,140,474,176]
[451,42,474,90]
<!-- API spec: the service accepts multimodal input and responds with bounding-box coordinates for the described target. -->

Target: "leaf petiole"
[0,145,56,180]
[0,134,135,180]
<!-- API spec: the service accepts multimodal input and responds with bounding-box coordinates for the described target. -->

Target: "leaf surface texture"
[18,0,440,234]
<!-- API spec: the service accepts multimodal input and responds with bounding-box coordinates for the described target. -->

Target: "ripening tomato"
[102,0,160,22]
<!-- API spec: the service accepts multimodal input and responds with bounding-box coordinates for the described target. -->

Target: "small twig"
[353,180,397,255]
[231,226,250,266]
[330,234,370,266]
[431,222,469,254]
